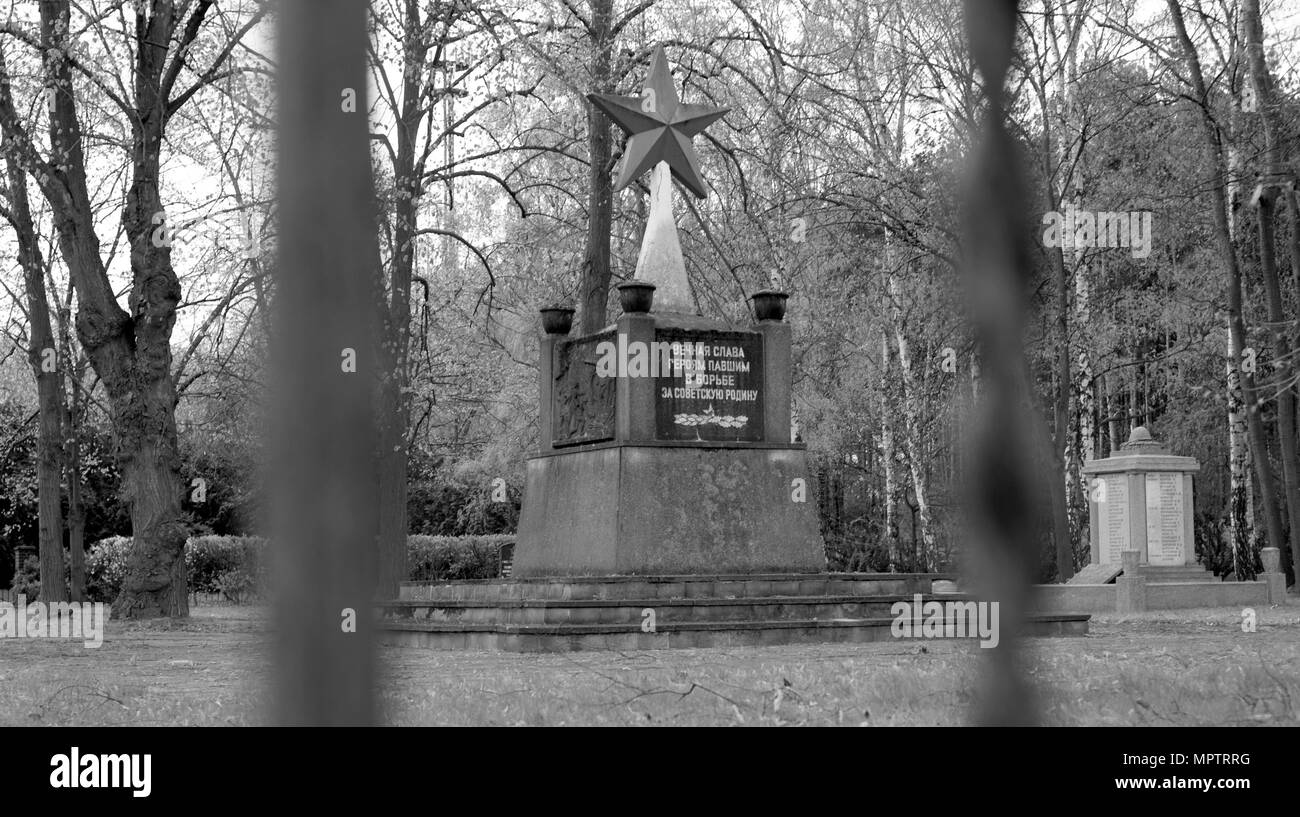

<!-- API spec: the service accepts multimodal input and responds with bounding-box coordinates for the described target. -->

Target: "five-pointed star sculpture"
[587,46,729,199]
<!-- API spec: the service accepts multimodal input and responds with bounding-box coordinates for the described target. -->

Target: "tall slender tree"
[0,0,265,616]
[0,91,66,602]
[1241,0,1300,581]
[1166,0,1286,569]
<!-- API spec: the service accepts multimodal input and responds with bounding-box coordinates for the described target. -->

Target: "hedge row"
[86,534,515,603]
[407,534,513,582]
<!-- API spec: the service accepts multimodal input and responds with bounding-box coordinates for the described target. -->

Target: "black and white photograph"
[0,0,1295,786]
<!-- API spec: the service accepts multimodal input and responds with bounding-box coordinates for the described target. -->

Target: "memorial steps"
[1132,564,1220,582]
[1068,561,1238,586]
[378,573,1089,652]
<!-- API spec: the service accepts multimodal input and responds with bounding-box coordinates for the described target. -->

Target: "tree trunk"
[1242,0,1300,582]
[1254,194,1300,576]
[3,137,67,603]
[1106,372,1121,455]
[1286,184,1300,583]
[1224,3,1253,573]
[1095,370,1107,456]
[1168,0,1286,568]
[1036,114,1074,580]
[1042,0,1086,581]
[374,0,429,600]
[376,387,409,599]
[65,360,86,602]
[879,330,900,566]
[108,2,189,618]
[1050,248,1074,581]
[1227,327,1255,575]
[57,283,86,601]
[889,275,937,569]
[579,0,615,333]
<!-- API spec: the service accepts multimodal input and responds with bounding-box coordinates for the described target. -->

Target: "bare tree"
[1166,0,1286,569]
[0,0,266,617]
[1240,0,1300,581]
[0,87,66,602]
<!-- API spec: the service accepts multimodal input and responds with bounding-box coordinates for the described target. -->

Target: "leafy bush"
[12,554,40,600]
[84,534,512,602]
[407,449,520,536]
[1195,512,1264,580]
[216,566,259,604]
[407,535,513,581]
[86,535,268,602]
[823,531,890,572]
[185,536,267,595]
[86,536,133,602]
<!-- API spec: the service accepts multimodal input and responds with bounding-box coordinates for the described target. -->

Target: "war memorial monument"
[381,47,1089,650]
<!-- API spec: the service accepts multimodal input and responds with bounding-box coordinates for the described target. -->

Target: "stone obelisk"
[634,162,692,312]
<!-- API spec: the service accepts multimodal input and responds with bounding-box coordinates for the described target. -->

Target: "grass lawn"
[1,603,1297,726]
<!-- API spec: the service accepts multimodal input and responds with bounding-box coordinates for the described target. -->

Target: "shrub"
[12,555,40,600]
[216,566,259,604]
[407,535,513,581]
[84,534,512,603]
[86,536,133,602]
[824,531,890,572]
[86,535,268,602]
[1195,512,1264,580]
[185,536,267,595]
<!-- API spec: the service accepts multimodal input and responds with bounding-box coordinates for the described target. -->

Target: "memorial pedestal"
[1081,427,1200,569]
[516,309,825,577]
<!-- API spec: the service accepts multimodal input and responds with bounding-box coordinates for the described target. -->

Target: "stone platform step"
[380,613,1089,652]
[1134,565,1220,583]
[382,573,1090,651]
[382,594,969,626]
[399,572,947,603]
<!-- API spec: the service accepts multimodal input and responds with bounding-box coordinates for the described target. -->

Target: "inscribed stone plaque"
[1144,472,1186,566]
[654,329,764,442]
[1097,474,1129,565]
[552,331,616,446]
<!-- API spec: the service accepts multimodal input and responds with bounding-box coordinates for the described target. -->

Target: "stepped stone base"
[1134,564,1219,583]
[380,573,1090,652]
[1068,562,1221,586]
[515,445,825,576]
[1035,576,1268,613]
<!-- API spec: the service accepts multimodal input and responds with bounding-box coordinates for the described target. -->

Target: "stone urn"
[617,280,656,314]
[539,305,575,335]
[750,290,789,321]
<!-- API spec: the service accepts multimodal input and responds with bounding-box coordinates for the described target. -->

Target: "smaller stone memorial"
[1081,427,1199,569]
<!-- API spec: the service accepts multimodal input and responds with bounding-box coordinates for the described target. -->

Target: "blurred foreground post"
[961,0,1040,726]
[274,0,380,726]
